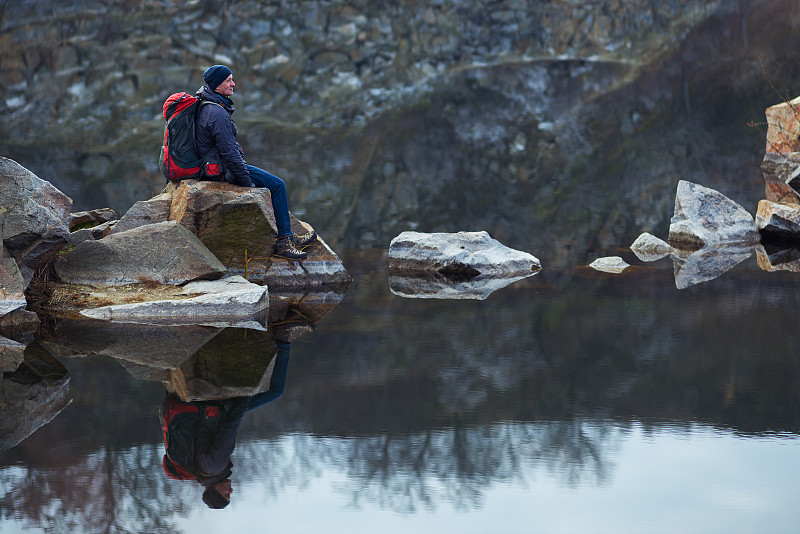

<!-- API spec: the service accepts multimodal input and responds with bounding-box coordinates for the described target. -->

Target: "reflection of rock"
[389,270,538,300]
[669,180,760,249]
[166,328,278,401]
[54,221,226,286]
[755,199,800,238]
[389,231,541,276]
[755,243,800,272]
[671,244,754,289]
[0,343,71,451]
[0,309,39,345]
[0,335,25,372]
[41,319,221,377]
[0,157,72,288]
[80,275,268,328]
[630,232,672,262]
[0,244,26,316]
[589,256,629,273]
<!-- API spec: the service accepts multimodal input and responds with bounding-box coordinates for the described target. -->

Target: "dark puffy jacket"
[195,85,254,187]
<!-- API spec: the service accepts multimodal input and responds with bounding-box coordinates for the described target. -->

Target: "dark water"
[1,247,800,533]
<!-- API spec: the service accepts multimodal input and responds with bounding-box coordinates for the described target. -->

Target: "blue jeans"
[246,165,292,238]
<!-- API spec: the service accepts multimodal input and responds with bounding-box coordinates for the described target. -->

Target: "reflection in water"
[160,342,291,509]
[389,271,539,300]
[671,244,755,289]
[0,342,70,452]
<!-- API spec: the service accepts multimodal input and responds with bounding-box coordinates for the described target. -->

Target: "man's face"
[215,74,235,97]
[213,479,233,502]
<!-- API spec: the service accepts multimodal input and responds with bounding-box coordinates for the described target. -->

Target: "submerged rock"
[755,199,800,238]
[389,231,541,277]
[671,243,755,289]
[630,232,672,262]
[54,221,226,286]
[668,180,760,249]
[0,157,72,288]
[80,275,268,327]
[589,256,630,273]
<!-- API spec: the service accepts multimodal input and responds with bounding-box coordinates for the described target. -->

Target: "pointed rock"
[630,232,672,262]
[54,221,226,286]
[669,180,760,249]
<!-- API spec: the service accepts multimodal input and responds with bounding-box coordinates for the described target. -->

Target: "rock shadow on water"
[755,239,800,273]
[671,243,755,289]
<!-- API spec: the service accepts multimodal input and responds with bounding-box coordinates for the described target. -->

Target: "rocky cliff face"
[3,0,796,265]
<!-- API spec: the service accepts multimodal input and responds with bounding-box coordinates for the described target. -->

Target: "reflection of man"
[161,341,291,509]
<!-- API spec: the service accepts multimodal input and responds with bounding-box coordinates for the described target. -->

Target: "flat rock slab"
[80,275,268,325]
[388,231,541,276]
[669,180,760,249]
[54,220,226,286]
[589,256,630,273]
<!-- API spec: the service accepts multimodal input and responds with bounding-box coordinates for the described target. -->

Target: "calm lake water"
[1,246,799,534]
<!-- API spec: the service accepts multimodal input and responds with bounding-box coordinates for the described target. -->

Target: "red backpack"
[158,92,224,182]
[160,395,221,480]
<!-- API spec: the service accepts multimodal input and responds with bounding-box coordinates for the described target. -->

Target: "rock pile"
[0,158,351,323]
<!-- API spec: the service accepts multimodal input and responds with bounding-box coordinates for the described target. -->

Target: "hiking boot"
[292,229,317,250]
[273,236,307,260]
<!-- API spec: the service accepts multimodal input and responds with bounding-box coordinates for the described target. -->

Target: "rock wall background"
[2,0,800,265]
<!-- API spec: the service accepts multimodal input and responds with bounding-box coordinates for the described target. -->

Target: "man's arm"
[206,107,254,187]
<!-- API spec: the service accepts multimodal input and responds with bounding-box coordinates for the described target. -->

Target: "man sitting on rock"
[195,64,316,260]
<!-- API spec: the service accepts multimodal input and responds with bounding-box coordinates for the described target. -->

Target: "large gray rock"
[109,192,172,235]
[389,231,541,276]
[80,275,268,327]
[54,221,226,286]
[755,199,800,238]
[669,180,760,249]
[0,244,26,316]
[0,157,72,287]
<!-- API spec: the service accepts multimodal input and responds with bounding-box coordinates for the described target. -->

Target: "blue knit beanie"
[203,65,233,91]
